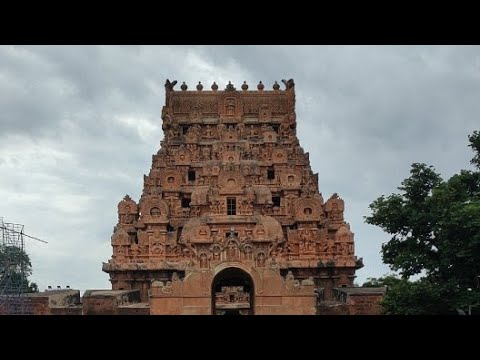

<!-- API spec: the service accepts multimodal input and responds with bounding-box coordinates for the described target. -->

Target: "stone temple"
[98,78,376,315]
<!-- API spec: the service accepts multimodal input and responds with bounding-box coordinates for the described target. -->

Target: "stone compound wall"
[82,289,145,315]
[347,294,384,315]
[0,289,150,315]
[0,287,383,315]
[0,290,82,315]
[317,288,386,315]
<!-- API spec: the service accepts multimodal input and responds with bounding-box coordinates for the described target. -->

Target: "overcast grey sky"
[1,45,479,292]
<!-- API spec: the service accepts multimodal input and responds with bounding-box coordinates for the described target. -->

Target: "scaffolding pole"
[0,217,33,314]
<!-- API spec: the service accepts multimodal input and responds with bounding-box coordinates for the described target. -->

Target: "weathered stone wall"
[82,290,142,315]
[317,288,386,315]
[50,307,83,315]
[0,290,82,315]
[347,294,384,315]
[317,303,351,315]
[117,305,150,315]
[0,297,50,315]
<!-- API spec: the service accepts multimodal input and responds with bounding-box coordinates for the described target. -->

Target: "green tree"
[365,132,480,314]
[363,274,403,288]
[362,275,456,314]
[0,245,38,294]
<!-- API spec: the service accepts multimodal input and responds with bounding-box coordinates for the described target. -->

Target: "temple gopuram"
[97,78,384,315]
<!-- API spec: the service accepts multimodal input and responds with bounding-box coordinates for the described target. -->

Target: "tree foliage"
[0,244,38,294]
[365,132,480,314]
[363,274,403,289]
[362,275,458,314]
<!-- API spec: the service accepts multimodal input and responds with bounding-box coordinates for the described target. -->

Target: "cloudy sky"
[1,45,479,293]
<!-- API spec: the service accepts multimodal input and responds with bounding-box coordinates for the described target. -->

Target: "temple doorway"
[211,267,254,315]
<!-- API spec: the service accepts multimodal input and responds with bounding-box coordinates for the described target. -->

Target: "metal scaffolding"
[0,217,33,314]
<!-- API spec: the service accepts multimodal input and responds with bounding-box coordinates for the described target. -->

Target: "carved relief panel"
[111,228,130,246]
[271,148,288,164]
[117,195,138,226]
[259,104,271,121]
[202,124,216,139]
[294,197,323,222]
[190,186,209,206]
[184,130,199,144]
[237,197,254,215]
[222,127,239,142]
[263,130,277,143]
[253,186,272,205]
[325,193,345,224]
[225,97,237,117]
[161,170,183,190]
[252,224,268,242]
[245,125,260,138]
[333,224,355,263]
[140,196,170,222]
[218,170,244,193]
[150,239,166,257]
[174,146,191,165]
[280,170,302,188]
[190,103,203,120]
[297,228,318,257]
[190,225,212,244]
[222,150,241,165]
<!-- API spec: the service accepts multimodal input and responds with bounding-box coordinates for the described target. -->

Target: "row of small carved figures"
[164,122,294,141]
[154,145,308,167]
[165,79,295,92]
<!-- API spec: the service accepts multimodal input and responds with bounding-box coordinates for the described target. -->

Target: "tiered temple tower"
[102,79,364,315]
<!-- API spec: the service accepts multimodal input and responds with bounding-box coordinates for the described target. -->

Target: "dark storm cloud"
[1,45,479,291]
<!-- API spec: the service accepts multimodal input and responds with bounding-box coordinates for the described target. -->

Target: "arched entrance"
[211,267,254,315]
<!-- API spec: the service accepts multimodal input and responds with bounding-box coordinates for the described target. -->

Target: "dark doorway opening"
[211,267,254,315]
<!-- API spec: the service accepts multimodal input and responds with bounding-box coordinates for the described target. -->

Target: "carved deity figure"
[236,123,245,138]
[256,252,266,267]
[168,123,181,139]
[217,123,226,139]
[244,245,253,260]
[191,123,202,137]
[202,146,211,160]
[279,122,291,137]
[227,242,238,260]
[120,213,133,225]
[251,146,260,159]
[204,125,214,138]
[200,253,208,268]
